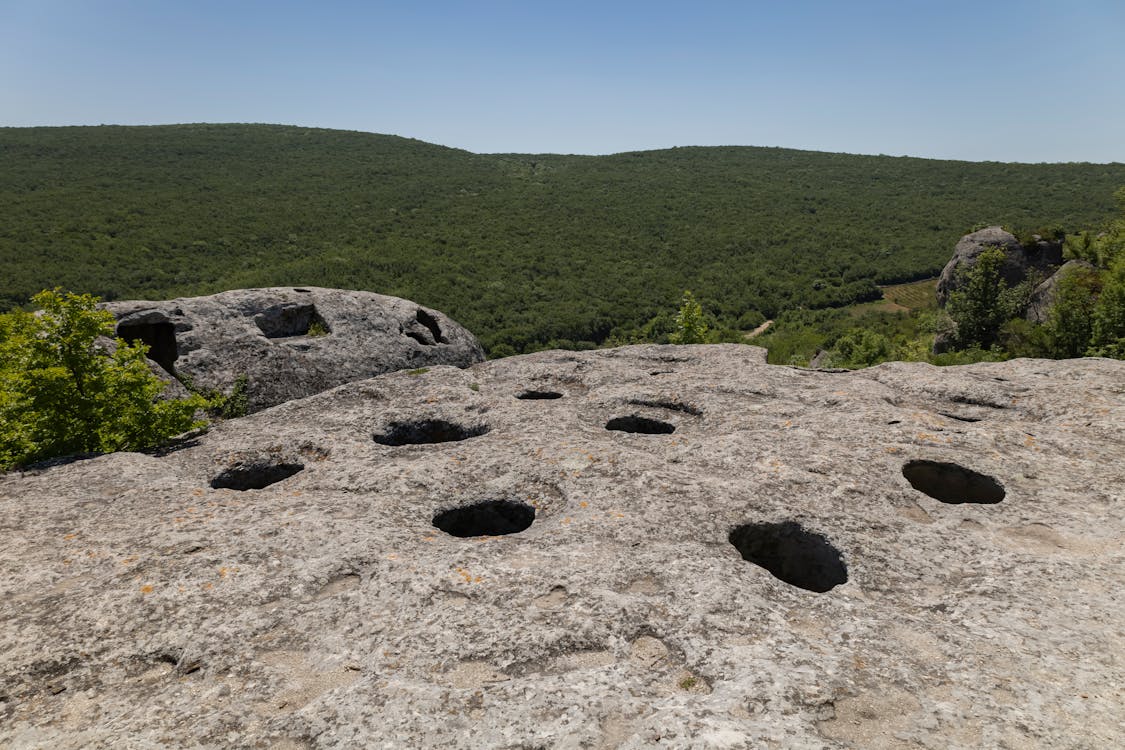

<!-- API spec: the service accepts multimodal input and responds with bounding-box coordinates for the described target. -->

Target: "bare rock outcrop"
[102,287,485,412]
[1025,259,1098,324]
[936,226,1062,306]
[2,345,1123,748]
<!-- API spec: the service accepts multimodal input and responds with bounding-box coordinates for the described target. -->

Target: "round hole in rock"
[728,521,848,593]
[253,303,329,338]
[432,500,535,538]
[211,461,304,491]
[902,460,1005,504]
[605,415,675,434]
[373,419,489,446]
[516,389,563,400]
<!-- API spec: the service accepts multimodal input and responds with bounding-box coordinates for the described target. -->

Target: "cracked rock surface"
[1,345,1122,749]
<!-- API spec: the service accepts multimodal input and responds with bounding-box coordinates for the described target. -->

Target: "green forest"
[3,124,1124,356]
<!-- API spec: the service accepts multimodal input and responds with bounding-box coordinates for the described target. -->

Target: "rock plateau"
[1,345,1122,749]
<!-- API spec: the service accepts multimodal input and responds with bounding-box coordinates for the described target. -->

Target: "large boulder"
[2,345,1122,748]
[936,226,1062,306]
[1025,259,1098,324]
[102,287,484,412]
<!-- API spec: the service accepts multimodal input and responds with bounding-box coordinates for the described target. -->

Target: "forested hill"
[3,123,1123,354]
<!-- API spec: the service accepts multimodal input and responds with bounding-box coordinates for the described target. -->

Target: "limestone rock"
[101,287,485,412]
[1025,259,1098,324]
[936,227,1062,306]
[1,345,1122,749]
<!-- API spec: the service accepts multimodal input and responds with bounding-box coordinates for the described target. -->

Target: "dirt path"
[743,320,773,340]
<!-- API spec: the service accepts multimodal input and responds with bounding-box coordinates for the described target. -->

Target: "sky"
[2,0,1123,162]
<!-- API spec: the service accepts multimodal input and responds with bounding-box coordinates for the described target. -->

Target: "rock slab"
[1,345,1123,748]
[102,287,485,412]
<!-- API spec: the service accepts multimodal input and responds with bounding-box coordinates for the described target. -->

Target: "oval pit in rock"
[902,460,1005,504]
[515,389,564,400]
[728,521,848,593]
[605,415,676,434]
[373,419,490,446]
[210,460,305,491]
[432,500,536,538]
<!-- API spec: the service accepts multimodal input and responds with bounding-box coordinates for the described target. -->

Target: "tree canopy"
[3,124,1123,355]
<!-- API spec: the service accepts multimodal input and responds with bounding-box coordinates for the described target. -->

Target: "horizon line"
[3,121,1124,167]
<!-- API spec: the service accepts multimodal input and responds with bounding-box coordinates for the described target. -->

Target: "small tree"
[946,246,1013,349]
[670,290,709,344]
[0,289,206,469]
[1045,266,1102,358]
[1089,256,1125,355]
[828,328,892,369]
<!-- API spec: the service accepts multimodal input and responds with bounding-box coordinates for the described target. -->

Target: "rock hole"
[373,419,489,446]
[605,415,676,434]
[432,500,535,538]
[416,309,445,342]
[117,321,178,374]
[628,398,702,416]
[253,303,330,338]
[210,461,305,491]
[902,460,1005,504]
[405,308,446,345]
[516,389,564,400]
[728,521,848,593]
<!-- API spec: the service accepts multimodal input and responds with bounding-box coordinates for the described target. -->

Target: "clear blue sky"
[2,0,1123,162]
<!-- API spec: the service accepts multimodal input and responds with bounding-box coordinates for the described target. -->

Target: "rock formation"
[102,287,485,412]
[1024,259,1098,324]
[936,227,1062,306]
[1,345,1122,748]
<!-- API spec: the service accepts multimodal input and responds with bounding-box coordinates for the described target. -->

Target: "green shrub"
[670,291,708,345]
[1045,265,1102,358]
[0,289,206,469]
[827,328,892,369]
[1090,256,1125,353]
[946,247,1009,349]
[177,372,250,419]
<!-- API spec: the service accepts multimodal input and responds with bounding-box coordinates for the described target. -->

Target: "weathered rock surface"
[1025,259,1098,324]
[1,345,1122,749]
[936,227,1062,306]
[102,287,485,412]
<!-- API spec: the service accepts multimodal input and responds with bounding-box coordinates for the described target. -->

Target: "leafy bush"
[1090,256,1125,353]
[669,291,708,345]
[827,328,893,369]
[0,289,206,469]
[945,247,1009,349]
[180,372,250,419]
[1044,266,1102,357]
